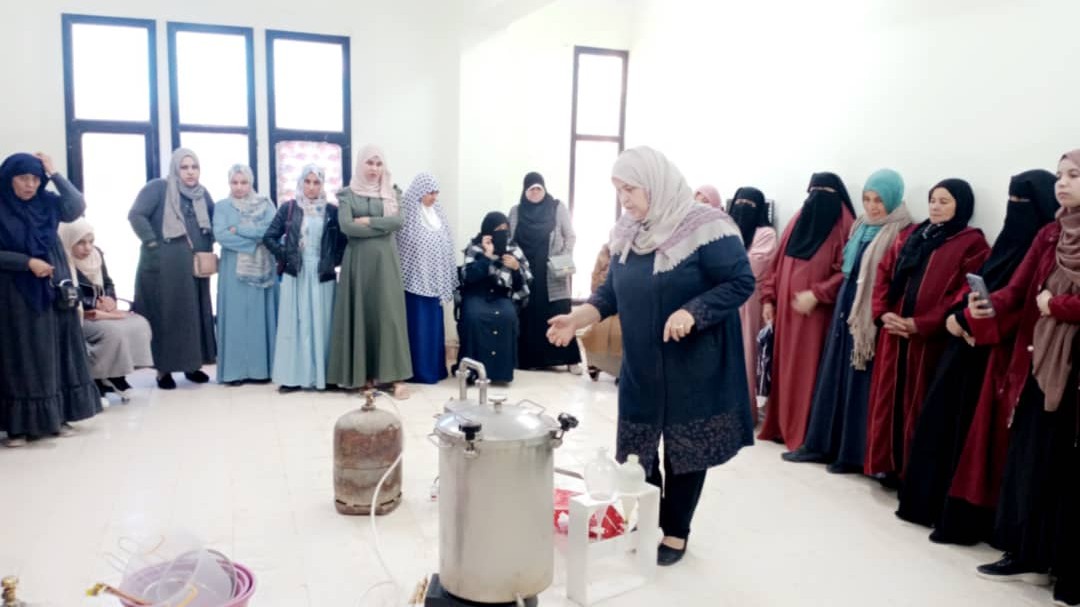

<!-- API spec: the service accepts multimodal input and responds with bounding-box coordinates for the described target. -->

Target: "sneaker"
[184,370,210,384]
[1054,593,1080,607]
[277,385,302,394]
[156,374,177,390]
[975,554,1050,586]
[4,437,27,448]
[59,423,76,438]
[568,364,583,376]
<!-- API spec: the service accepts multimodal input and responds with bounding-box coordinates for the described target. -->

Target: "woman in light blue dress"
[213,164,279,385]
[263,165,345,392]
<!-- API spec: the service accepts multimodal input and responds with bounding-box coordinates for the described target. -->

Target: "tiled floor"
[0,368,1057,606]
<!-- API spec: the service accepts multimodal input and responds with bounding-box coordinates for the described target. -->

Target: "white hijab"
[608,146,740,274]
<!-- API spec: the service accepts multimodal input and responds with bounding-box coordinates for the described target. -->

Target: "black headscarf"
[473,211,510,244]
[513,172,558,258]
[976,170,1059,291]
[887,178,976,305]
[784,172,853,260]
[0,153,63,311]
[728,186,769,250]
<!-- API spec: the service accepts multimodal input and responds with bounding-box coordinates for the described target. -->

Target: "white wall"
[0,0,464,225]
[1,0,464,306]
[626,0,1080,238]
[456,0,633,249]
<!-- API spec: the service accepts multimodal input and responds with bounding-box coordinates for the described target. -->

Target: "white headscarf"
[608,146,740,274]
[396,173,458,301]
[58,218,103,289]
[296,164,328,251]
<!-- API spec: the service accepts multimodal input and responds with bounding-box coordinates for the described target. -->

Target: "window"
[168,23,256,198]
[569,47,629,300]
[266,31,351,202]
[62,14,159,298]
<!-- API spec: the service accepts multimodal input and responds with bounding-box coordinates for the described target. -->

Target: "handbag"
[277,201,296,276]
[186,233,219,278]
[53,278,81,311]
[547,253,576,279]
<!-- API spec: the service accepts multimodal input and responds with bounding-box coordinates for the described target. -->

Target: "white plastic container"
[584,448,618,501]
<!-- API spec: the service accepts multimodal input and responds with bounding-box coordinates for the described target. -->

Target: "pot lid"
[435,399,557,442]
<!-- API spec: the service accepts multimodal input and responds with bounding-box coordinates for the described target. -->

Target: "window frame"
[265,29,352,202]
[568,46,629,219]
[166,22,258,187]
[62,13,160,190]
[568,46,629,303]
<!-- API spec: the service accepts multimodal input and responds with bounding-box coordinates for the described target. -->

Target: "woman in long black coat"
[0,152,100,446]
[129,148,216,390]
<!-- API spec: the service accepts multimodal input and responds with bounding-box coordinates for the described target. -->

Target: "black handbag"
[53,278,81,311]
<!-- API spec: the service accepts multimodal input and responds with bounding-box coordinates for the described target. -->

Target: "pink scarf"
[695,185,722,208]
[349,145,397,214]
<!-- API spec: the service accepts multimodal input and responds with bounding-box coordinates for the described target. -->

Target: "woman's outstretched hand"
[547,314,577,347]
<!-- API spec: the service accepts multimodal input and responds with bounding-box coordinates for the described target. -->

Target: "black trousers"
[647,450,707,540]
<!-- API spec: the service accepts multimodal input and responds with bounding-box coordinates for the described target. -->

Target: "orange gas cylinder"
[333,391,403,515]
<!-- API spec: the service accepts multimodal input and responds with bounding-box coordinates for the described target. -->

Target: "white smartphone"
[965,273,995,316]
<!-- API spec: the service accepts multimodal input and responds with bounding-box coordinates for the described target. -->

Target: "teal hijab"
[842,168,905,275]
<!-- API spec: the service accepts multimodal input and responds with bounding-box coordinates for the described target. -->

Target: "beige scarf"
[848,203,914,370]
[1032,206,1080,411]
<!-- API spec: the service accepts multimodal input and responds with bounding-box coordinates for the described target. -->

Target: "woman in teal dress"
[263,165,345,392]
[213,164,279,385]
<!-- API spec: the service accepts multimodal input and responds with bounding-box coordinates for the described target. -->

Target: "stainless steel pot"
[430,358,577,604]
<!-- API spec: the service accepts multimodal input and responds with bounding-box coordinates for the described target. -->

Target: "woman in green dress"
[328,145,413,399]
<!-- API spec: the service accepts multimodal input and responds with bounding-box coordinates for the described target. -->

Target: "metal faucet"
[456,357,490,405]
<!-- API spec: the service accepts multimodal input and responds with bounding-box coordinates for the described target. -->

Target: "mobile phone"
[965,273,995,316]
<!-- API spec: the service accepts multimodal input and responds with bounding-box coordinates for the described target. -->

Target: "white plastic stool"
[566,484,660,606]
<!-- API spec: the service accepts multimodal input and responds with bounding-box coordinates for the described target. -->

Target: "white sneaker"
[4,437,27,448]
[59,424,76,438]
[568,364,583,376]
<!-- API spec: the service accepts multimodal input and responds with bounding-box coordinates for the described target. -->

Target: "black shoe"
[184,370,210,384]
[95,379,113,395]
[1054,586,1080,606]
[975,554,1050,585]
[770,437,785,445]
[781,447,826,463]
[657,542,687,567]
[826,462,863,475]
[928,528,978,546]
[157,374,177,390]
[248,378,272,385]
[278,385,302,394]
[108,377,132,392]
[226,380,245,387]
[875,472,902,491]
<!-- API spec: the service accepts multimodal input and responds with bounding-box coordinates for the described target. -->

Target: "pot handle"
[516,398,547,415]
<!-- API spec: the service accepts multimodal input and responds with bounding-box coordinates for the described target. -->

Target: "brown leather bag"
[187,234,218,278]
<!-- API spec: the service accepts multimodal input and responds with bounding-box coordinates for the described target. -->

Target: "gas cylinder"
[333,390,403,515]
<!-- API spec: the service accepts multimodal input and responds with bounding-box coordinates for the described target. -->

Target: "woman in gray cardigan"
[509,172,582,373]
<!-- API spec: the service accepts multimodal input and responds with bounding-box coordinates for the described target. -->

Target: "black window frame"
[568,46,629,303]
[167,22,258,187]
[265,30,351,202]
[568,46,629,219]
[62,13,160,190]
